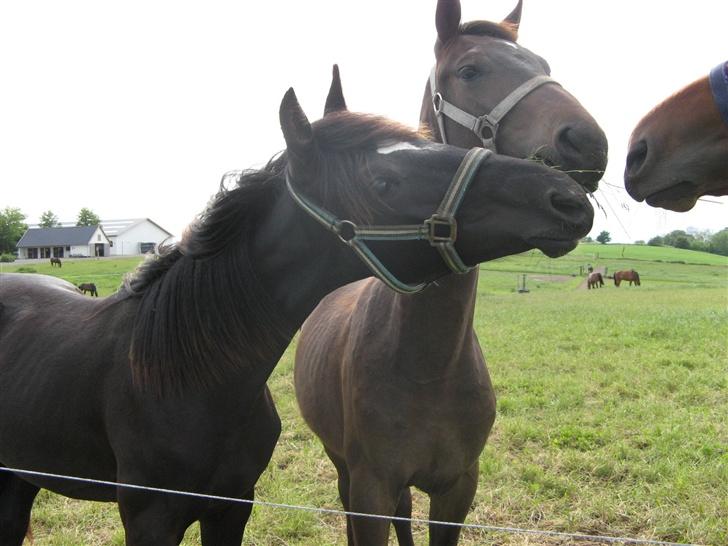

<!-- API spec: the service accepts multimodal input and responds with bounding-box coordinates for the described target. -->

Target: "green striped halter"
[285,147,491,294]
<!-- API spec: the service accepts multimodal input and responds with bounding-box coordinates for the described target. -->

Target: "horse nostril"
[548,190,588,227]
[625,139,648,177]
[555,125,581,156]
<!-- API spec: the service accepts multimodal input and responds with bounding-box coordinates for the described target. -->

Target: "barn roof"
[16,225,104,248]
[100,218,173,237]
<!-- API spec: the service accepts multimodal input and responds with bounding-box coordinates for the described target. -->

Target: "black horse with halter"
[710,61,728,126]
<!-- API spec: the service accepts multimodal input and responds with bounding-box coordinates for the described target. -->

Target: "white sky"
[1,1,726,243]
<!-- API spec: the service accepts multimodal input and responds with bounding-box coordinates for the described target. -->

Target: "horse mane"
[120,111,424,394]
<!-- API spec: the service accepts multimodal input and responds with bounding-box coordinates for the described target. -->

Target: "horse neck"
[392,268,480,377]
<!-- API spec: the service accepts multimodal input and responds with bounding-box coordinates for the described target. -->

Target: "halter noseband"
[709,61,728,126]
[286,147,492,294]
[429,67,559,152]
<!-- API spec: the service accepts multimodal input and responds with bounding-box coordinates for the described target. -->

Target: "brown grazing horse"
[294,3,606,545]
[614,270,641,287]
[78,282,98,297]
[0,80,594,545]
[625,61,728,211]
[49,257,62,268]
[587,271,604,289]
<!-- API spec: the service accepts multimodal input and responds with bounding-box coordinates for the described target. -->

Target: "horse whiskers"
[587,191,608,218]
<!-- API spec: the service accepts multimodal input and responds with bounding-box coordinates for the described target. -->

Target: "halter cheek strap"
[430,67,559,152]
[709,61,728,126]
[286,147,492,294]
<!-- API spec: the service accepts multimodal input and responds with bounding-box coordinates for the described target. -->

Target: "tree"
[0,207,28,254]
[39,210,60,228]
[648,235,664,246]
[709,228,728,256]
[76,208,101,227]
[596,230,611,245]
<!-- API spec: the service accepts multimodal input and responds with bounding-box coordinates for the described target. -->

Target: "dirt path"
[578,267,607,290]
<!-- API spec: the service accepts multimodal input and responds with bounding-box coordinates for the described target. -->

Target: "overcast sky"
[1,0,726,244]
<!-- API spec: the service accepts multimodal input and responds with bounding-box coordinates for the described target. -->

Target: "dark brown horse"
[78,282,98,297]
[625,61,728,211]
[614,269,641,287]
[49,257,62,268]
[587,271,604,289]
[0,77,594,545]
[294,3,606,545]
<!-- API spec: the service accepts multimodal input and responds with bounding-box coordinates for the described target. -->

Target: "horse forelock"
[458,20,518,43]
[307,112,427,224]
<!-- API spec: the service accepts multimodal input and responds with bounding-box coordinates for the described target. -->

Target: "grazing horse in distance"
[49,257,62,268]
[0,76,594,546]
[78,283,98,297]
[295,2,606,544]
[614,269,641,287]
[587,271,604,289]
[625,61,728,211]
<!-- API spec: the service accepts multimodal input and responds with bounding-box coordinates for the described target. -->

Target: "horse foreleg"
[427,462,479,546]
[348,468,400,546]
[392,487,415,546]
[199,494,252,546]
[0,471,40,546]
[118,489,194,546]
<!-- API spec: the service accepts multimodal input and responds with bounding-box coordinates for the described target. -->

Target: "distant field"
[0,256,145,296]
[2,245,727,545]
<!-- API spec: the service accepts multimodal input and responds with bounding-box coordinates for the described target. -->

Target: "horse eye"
[457,66,479,81]
[371,178,391,196]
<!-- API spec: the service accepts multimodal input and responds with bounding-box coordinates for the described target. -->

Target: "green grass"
[3,245,727,545]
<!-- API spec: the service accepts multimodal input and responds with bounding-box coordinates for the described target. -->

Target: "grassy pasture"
[2,245,726,545]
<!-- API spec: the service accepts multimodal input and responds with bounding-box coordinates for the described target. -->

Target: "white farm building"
[100,219,173,256]
[16,218,173,259]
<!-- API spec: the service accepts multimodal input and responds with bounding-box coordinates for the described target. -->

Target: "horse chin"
[644,181,700,212]
[526,237,578,258]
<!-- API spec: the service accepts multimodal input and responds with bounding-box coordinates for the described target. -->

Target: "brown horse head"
[421,0,608,191]
[625,63,728,211]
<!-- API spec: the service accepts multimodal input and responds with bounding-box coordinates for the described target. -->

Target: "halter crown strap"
[285,147,492,294]
[709,61,728,126]
[430,67,559,151]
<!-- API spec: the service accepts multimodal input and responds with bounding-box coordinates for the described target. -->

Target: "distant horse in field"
[295,2,605,544]
[78,283,98,297]
[625,61,728,211]
[614,269,641,287]
[0,75,594,545]
[587,271,604,289]
[49,257,62,268]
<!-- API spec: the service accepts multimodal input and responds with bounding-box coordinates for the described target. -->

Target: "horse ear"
[280,88,317,180]
[501,0,522,39]
[436,0,461,48]
[324,64,348,116]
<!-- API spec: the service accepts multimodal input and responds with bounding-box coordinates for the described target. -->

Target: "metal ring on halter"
[334,220,357,243]
[432,92,445,114]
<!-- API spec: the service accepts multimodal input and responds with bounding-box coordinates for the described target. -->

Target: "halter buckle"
[474,115,498,149]
[425,214,457,245]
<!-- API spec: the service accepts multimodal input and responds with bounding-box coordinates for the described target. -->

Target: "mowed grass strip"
[4,246,727,545]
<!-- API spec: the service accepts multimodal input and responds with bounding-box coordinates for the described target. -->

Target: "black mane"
[121,111,424,394]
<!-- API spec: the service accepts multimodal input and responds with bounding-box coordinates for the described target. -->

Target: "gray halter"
[286,147,492,294]
[430,67,559,151]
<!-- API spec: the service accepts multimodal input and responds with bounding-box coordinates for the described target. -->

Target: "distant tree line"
[648,228,728,256]
[0,207,102,256]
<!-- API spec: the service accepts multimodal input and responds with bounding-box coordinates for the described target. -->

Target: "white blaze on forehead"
[494,39,519,50]
[376,141,421,155]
